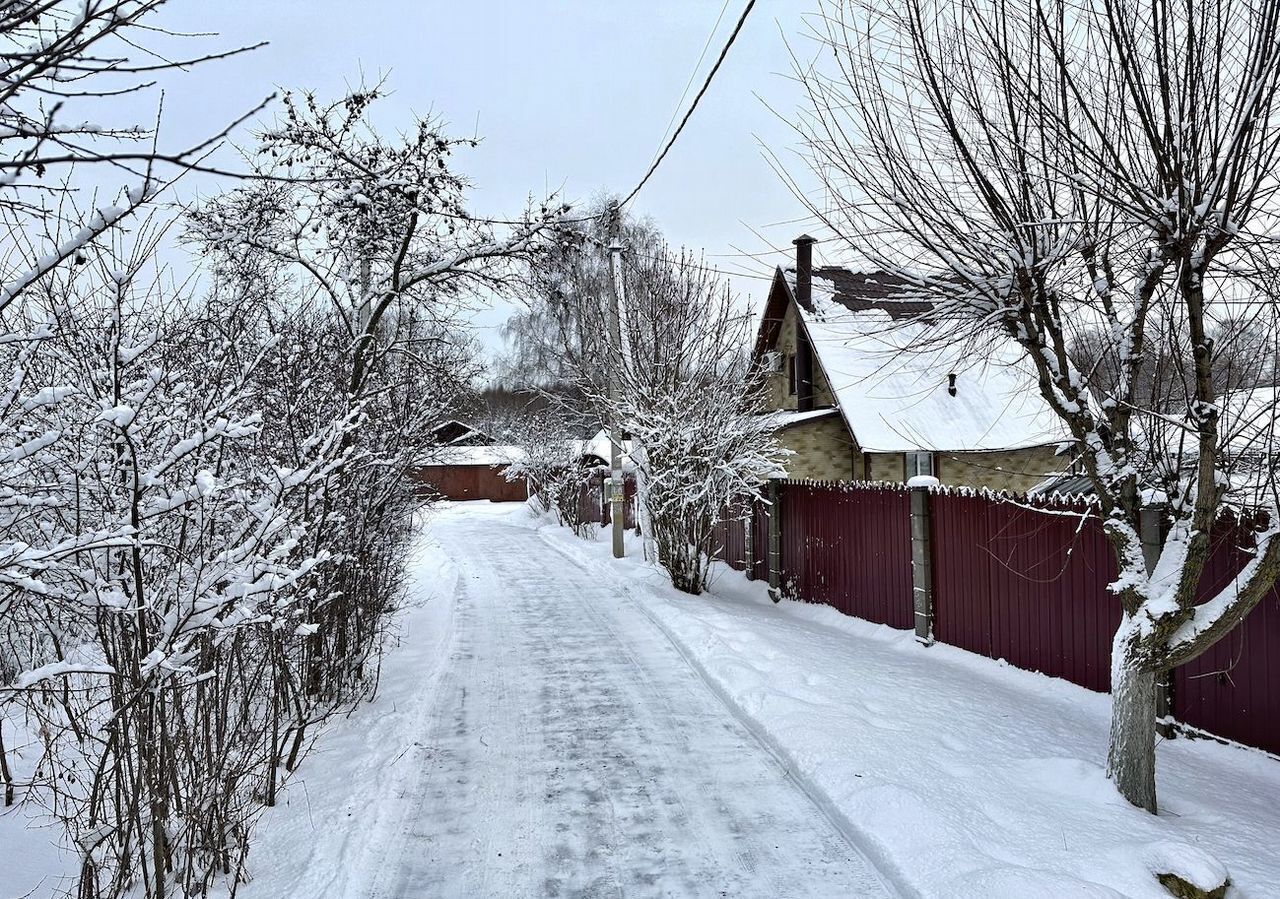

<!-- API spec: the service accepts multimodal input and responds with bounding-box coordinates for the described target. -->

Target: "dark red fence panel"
[932,492,1119,693]
[751,497,770,581]
[410,464,527,502]
[779,481,913,629]
[578,480,604,524]
[711,500,759,572]
[1175,515,1280,755]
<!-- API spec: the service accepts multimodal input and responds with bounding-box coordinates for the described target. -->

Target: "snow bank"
[210,508,465,899]
[0,716,77,897]
[540,521,1280,899]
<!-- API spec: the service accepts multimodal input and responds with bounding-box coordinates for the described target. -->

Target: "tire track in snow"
[537,531,912,899]
[361,506,892,898]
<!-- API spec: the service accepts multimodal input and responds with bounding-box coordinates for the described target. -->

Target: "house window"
[787,354,796,395]
[906,451,935,479]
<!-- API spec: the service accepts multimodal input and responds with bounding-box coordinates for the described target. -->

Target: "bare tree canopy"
[567,243,783,594]
[499,195,664,391]
[793,0,1280,812]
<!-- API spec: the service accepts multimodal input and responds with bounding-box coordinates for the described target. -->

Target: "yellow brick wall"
[938,444,1067,493]
[778,415,860,481]
[761,295,1067,492]
[866,452,904,483]
[764,303,836,410]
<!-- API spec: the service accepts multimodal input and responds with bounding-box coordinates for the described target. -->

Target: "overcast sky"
[142,1,828,363]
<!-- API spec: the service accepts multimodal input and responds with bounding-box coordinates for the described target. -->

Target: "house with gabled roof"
[754,236,1071,492]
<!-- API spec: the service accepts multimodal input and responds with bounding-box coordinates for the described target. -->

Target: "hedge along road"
[362,502,897,898]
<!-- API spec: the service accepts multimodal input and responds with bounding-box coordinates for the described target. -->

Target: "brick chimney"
[793,234,816,311]
[793,234,817,411]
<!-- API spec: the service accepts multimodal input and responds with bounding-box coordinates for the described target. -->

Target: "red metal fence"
[409,464,527,502]
[721,479,1280,758]
[931,492,1119,693]
[1176,516,1280,750]
[780,482,914,629]
[751,501,769,581]
[577,471,638,530]
[710,498,770,578]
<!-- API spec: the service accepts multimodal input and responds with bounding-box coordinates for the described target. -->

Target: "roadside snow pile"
[540,521,1280,899]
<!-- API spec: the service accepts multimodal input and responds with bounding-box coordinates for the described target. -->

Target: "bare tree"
[0,1,265,318]
[501,195,664,390]
[568,246,783,594]
[793,0,1280,811]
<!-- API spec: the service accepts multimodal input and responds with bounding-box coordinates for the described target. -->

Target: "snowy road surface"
[360,504,893,898]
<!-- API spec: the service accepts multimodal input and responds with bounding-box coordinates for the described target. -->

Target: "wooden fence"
[711,480,1280,757]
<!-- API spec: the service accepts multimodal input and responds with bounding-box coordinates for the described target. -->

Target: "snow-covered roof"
[418,431,639,470]
[576,429,638,467]
[422,445,525,467]
[1219,385,1280,455]
[770,408,842,429]
[792,270,1069,453]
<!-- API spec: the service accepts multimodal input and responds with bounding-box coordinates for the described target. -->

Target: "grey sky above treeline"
[135,1,826,358]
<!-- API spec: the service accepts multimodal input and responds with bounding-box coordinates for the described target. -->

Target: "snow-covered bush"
[1,249,343,897]
[571,248,784,594]
[1,62,570,899]
[497,410,596,534]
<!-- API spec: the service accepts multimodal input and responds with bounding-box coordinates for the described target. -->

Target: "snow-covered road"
[358,504,893,898]
[14,502,1278,898]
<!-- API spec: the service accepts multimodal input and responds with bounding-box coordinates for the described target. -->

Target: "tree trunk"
[1106,644,1158,813]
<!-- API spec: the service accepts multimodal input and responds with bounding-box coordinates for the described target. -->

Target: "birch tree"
[794,0,1280,812]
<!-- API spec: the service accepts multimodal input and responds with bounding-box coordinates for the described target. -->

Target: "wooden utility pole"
[607,239,626,559]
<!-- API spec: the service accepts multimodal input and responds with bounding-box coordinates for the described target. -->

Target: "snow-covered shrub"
[497,410,597,535]
[571,248,784,593]
[1,253,343,897]
[0,75,569,899]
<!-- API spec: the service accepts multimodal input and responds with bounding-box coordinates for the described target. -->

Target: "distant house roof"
[1219,385,1280,456]
[422,444,524,466]
[576,429,638,469]
[760,265,1070,454]
[430,419,492,446]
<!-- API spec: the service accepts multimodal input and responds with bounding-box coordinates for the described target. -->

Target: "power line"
[618,0,757,210]
[431,0,754,235]
[626,248,776,283]
[648,0,733,173]
[424,1,756,239]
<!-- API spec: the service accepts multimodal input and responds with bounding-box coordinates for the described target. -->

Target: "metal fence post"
[1141,504,1175,738]
[744,499,756,580]
[910,483,935,646]
[768,477,783,599]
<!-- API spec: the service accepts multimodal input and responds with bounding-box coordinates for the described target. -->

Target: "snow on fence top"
[778,476,1099,514]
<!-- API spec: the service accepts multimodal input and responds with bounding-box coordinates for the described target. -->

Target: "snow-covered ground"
[540,516,1280,899]
[6,501,1279,898]
[223,501,893,899]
